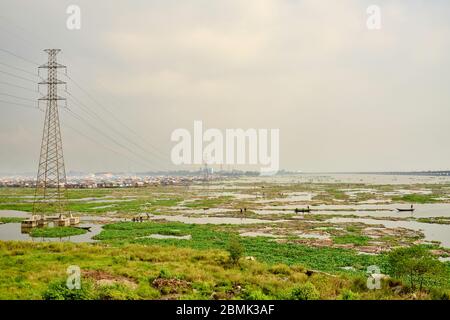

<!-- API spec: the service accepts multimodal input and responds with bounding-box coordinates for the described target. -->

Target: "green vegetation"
[339,289,360,300]
[392,194,438,204]
[387,246,448,291]
[0,184,449,300]
[185,196,232,208]
[2,241,447,300]
[332,225,370,246]
[30,227,87,238]
[43,279,95,300]
[332,235,370,246]
[95,221,381,273]
[0,187,188,214]
[0,217,23,223]
[227,237,243,265]
[290,282,320,300]
[148,199,180,207]
[417,217,450,225]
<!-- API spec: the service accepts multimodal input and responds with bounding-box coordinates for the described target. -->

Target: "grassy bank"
[29,227,87,238]
[1,241,446,300]
[95,221,382,273]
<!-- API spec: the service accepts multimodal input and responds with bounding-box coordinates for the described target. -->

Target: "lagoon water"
[326,217,450,248]
[0,222,102,242]
[0,173,448,247]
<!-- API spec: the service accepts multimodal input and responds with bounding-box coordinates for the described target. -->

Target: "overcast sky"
[0,0,449,174]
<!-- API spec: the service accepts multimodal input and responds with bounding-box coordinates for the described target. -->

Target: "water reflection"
[0,223,102,243]
[326,217,450,248]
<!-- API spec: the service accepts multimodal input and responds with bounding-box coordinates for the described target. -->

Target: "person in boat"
[411,204,414,209]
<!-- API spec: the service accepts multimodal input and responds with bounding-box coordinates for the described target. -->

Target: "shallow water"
[171,207,234,214]
[259,203,450,218]
[239,231,277,238]
[0,223,102,243]
[0,210,30,218]
[140,234,191,240]
[312,203,450,218]
[147,213,279,225]
[255,192,314,203]
[294,232,329,240]
[326,217,450,248]
[238,173,450,185]
[85,199,135,204]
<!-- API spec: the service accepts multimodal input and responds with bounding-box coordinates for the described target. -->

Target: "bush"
[244,289,270,300]
[42,279,94,300]
[351,276,368,292]
[430,288,450,300]
[158,268,172,279]
[30,227,87,238]
[269,264,291,276]
[387,245,447,291]
[96,284,139,300]
[227,238,243,265]
[290,282,320,300]
[290,264,307,273]
[340,289,359,300]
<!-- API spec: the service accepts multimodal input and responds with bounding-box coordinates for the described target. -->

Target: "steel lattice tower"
[33,49,67,215]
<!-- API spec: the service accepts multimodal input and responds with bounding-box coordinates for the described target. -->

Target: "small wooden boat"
[295,208,311,213]
[75,226,92,231]
[396,208,415,212]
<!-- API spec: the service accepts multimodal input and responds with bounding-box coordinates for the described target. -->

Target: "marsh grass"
[30,227,87,238]
[393,194,438,204]
[0,217,24,223]
[0,241,438,300]
[95,221,381,273]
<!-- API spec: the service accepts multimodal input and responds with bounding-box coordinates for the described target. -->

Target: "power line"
[0,99,38,109]
[63,73,169,161]
[0,19,172,171]
[66,98,169,170]
[0,48,39,66]
[0,69,38,83]
[0,45,169,170]
[0,92,37,103]
[63,107,166,171]
[0,95,159,171]
[64,89,170,168]
[0,27,171,166]
[0,61,41,78]
[62,120,160,171]
[1,42,170,166]
[0,80,37,92]
[0,15,55,56]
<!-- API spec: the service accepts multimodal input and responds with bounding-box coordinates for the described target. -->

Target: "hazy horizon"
[1,0,449,173]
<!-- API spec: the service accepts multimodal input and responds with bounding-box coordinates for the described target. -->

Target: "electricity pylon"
[32,49,67,215]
